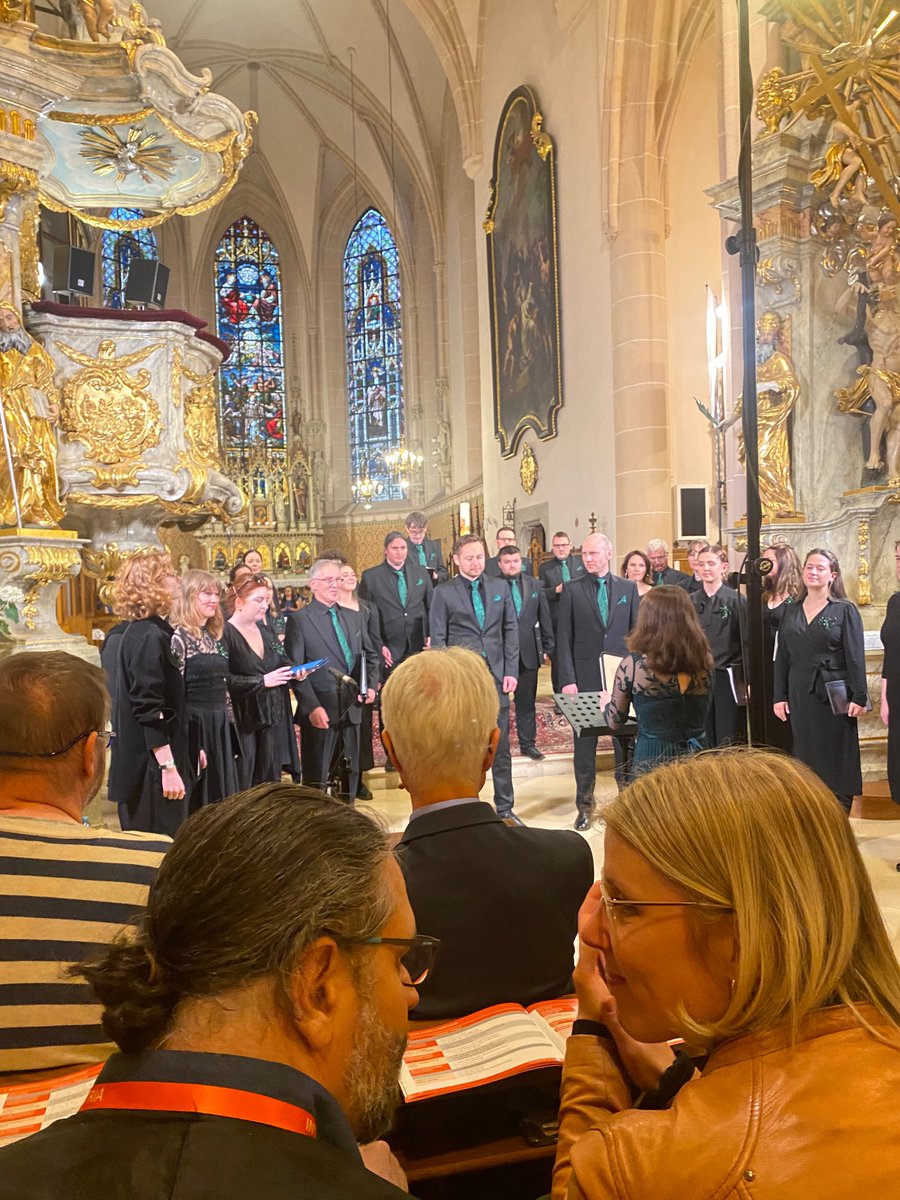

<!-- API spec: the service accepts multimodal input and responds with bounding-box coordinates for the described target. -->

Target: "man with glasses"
[382,648,591,1019]
[404,510,448,584]
[484,526,534,577]
[1,786,430,1197]
[285,558,379,803]
[539,531,585,691]
[0,652,169,1072]
[646,539,691,588]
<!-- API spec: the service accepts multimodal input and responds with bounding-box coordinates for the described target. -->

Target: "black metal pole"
[726,0,768,746]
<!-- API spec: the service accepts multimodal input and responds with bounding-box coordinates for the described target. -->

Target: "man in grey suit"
[484,526,534,577]
[495,545,554,761]
[429,534,521,822]
[557,532,639,829]
[538,530,585,690]
[285,559,379,803]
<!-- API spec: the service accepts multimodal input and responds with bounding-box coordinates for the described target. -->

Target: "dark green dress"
[603,653,711,777]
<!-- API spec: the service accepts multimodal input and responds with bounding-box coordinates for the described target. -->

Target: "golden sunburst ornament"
[79,124,177,184]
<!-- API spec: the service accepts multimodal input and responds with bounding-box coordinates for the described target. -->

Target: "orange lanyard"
[81,1080,317,1139]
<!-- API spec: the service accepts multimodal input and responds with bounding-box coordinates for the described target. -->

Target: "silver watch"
[158,758,177,770]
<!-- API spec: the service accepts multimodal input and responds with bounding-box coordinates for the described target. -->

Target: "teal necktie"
[395,569,408,607]
[328,606,354,671]
[561,559,571,583]
[417,544,427,567]
[655,572,664,586]
[470,579,485,629]
[596,576,609,626]
[509,577,522,616]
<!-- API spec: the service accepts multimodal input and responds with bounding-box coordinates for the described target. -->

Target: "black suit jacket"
[285,600,379,725]
[405,536,447,583]
[654,566,691,589]
[501,575,554,670]
[556,572,639,690]
[398,801,594,1019]
[357,560,430,661]
[538,555,586,628]
[429,574,518,683]
[484,554,533,578]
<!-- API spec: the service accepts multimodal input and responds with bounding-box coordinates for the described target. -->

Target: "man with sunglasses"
[0,652,169,1073]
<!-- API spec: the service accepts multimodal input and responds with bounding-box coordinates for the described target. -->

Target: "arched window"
[214,216,285,450]
[343,208,405,500]
[101,209,157,309]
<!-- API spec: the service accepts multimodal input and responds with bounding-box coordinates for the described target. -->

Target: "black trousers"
[492,690,514,816]
[573,732,629,812]
[705,668,748,747]
[513,665,539,749]
[359,700,374,773]
[887,675,900,804]
[299,709,360,803]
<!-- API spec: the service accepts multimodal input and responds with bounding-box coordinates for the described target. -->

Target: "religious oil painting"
[485,85,563,458]
[214,216,286,451]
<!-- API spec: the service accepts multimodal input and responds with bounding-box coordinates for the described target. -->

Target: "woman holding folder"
[774,548,868,811]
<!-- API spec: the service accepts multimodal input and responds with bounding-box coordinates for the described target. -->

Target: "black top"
[484,553,533,578]
[691,585,746,670]
[428,575,519,683]
[555,572,640,690]
[223,620,284,734]
[881,592,900,681]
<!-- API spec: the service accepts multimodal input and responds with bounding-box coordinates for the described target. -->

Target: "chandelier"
[352,474,385,509]
[384,442,424,492]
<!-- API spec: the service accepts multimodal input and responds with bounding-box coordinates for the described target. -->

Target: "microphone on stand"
[327,666,356,687]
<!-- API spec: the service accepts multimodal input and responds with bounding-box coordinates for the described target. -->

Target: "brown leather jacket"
[552,1005,900,1199]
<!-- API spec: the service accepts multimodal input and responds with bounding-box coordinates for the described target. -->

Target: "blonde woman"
[171,570,241,809]
[107,551,193,836]
[553,749,900,1199]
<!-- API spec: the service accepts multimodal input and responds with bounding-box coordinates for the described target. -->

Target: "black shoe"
[356,783,373,801]
[500,812,525,827]
[574,812,592,832]
[383,762,398,773]
[521,745,545,761]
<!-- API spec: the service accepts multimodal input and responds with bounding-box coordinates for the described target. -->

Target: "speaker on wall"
[124,259,169,309]
[53,246,95,296]
[676,485,709,541]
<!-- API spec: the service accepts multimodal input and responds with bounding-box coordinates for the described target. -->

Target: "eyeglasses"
[361,934,441,985]
[598,881,733,925]
[0,728,114,759]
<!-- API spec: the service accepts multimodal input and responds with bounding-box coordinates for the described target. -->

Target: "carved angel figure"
[810,92,888,209]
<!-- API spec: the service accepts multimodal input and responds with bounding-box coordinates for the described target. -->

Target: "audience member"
[262,574,287,642]
[539,531,585,691]
[108,552,194,837]
[621,550,653,598]
[382,648,592,1019]
[691,544,748,748]
[337,561,382,800]
[280,585,300,612]
[496,545,554,760]
[0,786,420,1198]
[429,535,520,822]
[760,542,803,754]
[881,539,900,804]
[646,539,690,588]
[485,526,534,577]
[242,548,263,574]
[404,510,448,584]
[0,652,168,1072]
[552,750,900,1199]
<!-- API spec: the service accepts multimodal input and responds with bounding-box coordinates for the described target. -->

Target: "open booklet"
[400,997,578,1103]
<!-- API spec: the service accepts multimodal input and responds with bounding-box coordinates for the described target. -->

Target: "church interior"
[1,0,900,1191]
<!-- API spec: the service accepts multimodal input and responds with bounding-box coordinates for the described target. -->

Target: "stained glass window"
[101,209,157,309]
[214,216,286,450]
[344,208,405,500]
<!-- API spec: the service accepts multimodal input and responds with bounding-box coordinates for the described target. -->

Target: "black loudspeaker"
[53,246,95,296]
[124,259,169,309]
[676,486,709,540]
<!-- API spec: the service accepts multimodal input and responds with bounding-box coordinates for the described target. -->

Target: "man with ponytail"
[0,785,424,1198]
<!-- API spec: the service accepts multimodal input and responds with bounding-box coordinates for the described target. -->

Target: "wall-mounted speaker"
[124,259,169,309]
[53,246,95,296]
[676,485,709,541]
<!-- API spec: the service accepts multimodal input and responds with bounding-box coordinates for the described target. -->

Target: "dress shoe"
[574,812,593,832]
[520,745,545,761]
[500,812,526,827]
[356,783,373,801]
[383,762,398,773]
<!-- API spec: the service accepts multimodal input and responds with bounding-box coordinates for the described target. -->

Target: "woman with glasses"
[171,570,241,810]
[773,548,868,812]
[108,551,194,836]
[337,562,382,800]
[223,574,298,787]
[553,750,900,1200]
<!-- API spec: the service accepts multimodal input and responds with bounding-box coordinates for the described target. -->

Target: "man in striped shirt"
[0,652,169,1073]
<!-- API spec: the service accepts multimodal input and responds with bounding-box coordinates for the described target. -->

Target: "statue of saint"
[729,312,800,521]
[0,304,65,528]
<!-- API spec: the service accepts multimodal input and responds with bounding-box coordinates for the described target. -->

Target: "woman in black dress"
[337,561,382,800]
[690,543,747,747]
[880,539,900,804]
[171,570,241,810]
[760,543,803,754]
[774,548,868,812]
[222,574,298,787]
[107,551,194,836]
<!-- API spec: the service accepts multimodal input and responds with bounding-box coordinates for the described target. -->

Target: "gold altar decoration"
[79,123,176,184]
[56,339,162,484]
[857,516,872,606]
[174,347,223,503]
[756,68,800,136]
[520,443,538,495]
[0,327,65,527]
[18,543,82,629]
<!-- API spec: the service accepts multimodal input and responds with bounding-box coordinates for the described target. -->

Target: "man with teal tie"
[429,535,521,821]
[538,530,584,691]
[404,511,448,584]
[496,546,554,761]
[646,538,691,588]
[285,559,379,802]
[557,532,639,829]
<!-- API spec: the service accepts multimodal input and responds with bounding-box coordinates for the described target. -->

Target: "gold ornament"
[530,112,552,161]
[79,124,176,184]
[519,443,538,495]
[0,1,32,23]
[19,544,81,630]
[755,68,800,136]
[857,517,871,606]
[174,348,222,501]
[57,339,162,474]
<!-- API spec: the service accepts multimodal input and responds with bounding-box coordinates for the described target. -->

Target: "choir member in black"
[621,550,653,598]
[222,574,297,787]
[337,561,382,800]
[107,551,194,837]
[262,574,287,642]
[171,570,241,810]
[684,540,706,593]
[880,540,900,805]
[774,548,868,812]
[760,543,803,754]
[691,543,747,747]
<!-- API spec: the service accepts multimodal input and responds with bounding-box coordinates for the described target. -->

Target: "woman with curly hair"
[107,551,194,836]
